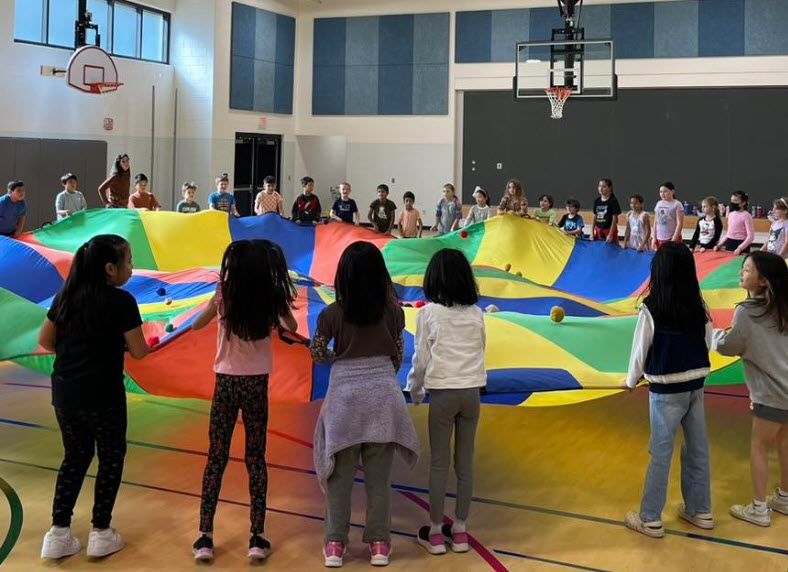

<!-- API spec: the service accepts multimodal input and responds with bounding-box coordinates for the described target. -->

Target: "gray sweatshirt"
[712,302,788,411]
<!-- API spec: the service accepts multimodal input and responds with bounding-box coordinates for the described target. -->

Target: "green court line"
[0,476,24,565]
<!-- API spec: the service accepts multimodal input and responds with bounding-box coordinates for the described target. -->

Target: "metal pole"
[171,88,178,209]
[151,85,155,192]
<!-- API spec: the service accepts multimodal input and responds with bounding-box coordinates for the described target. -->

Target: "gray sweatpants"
[428,388,481,524]
[325,443,395,544]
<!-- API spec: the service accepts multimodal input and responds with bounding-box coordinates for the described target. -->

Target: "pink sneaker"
[369,541,392,566]
[442,524,470,553]
[416,526,446,555]
[323,541,346,568]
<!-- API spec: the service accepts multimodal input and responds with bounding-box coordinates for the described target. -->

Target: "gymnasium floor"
[1,361,786,572]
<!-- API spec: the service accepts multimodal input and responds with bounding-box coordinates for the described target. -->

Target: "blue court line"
[0,456,417,540]
[493,549,614,572]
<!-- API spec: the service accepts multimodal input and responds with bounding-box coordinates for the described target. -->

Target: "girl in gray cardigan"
[713,251,788,527]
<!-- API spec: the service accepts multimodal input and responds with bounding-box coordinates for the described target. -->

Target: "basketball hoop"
[88,81,124,94]
[545,87,573,119]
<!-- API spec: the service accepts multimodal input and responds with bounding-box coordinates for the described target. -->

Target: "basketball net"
[545,87,572,119]
[89,81,124,94]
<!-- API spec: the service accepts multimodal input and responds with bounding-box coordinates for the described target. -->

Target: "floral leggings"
[199,373,269,535]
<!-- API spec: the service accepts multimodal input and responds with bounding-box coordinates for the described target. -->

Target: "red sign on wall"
[103,117,114,131]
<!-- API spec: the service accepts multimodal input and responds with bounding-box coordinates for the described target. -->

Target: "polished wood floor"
[1,362,786,571]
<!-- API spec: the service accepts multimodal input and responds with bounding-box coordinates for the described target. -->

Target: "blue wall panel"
[314,18,346,66]
[345,66,379,115]
[231,2,255,58]
[744,0,788,55]
[230,3,295,114]
[253,60,275,111]
[611,3,655,59]
[413,64,449,115]
[698,0,744,57]
[379,15,414,65]
[312,66,345,115]
[378,64,413,115]
[273,64,294,114]
[229,55,254,110]
[414,13,450,64]
[275,14,296,64]
[654,1,698,58]
[529,7,566,42]
[580,5,611,40]
[455,11,492,63]
[345,16,379,65]
[490,9,529,63]
[254,8,277,62]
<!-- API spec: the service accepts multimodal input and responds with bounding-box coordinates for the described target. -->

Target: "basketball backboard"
[515,39,616,99]
[66,45,121,94]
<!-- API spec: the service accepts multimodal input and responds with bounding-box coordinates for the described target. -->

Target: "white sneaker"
[41,526,81,559]
[87,527,125,558]
[767,490,788,516]
[730,503,771,527]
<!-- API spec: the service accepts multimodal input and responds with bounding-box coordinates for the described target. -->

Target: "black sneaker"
[193,535,214,561]
[248,535,272,561]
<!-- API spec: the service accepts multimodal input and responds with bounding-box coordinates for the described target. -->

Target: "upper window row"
[14,0,169,64]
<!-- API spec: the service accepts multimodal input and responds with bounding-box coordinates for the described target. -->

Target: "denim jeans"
[640,388,711,522]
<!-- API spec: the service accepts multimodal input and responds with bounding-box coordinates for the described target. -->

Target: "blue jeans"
[640,389,711,522]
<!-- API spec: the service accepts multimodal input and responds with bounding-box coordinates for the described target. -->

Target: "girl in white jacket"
[406,248,486,556]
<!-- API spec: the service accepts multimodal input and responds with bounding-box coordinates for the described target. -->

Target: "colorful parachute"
[0,209,747,406]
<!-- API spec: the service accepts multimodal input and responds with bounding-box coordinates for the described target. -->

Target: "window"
[13,0,169,63]
[141,10,167,62]
[112,2,138,57]
[48,0,77,47]
[14,0,45,42]
[87,0,110,49]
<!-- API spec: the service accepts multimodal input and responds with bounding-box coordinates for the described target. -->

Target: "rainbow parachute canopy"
[0,209,748,406]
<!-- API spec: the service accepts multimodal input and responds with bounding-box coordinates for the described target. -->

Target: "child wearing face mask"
[715,191,754,255]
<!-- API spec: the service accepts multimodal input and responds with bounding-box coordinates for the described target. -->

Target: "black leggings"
[52,406,128,529]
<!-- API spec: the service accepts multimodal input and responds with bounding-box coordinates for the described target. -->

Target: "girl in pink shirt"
[191,240,297,562]
[715,191,755,255]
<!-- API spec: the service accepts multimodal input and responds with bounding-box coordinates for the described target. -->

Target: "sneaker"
[193,534,214,561]
[369,541,391,566]
[323,541,346,568]
[730,503,771,527]
[416,526,446,555]
[441,524,470,553]
[248,535,272,561]
[767,490,788,516]
[40,526,81,559]
[86,527,125,558]
[678,504,714,530]
[624,511,665,538]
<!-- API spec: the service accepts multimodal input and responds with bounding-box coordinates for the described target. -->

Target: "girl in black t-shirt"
[39,234,148,560]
